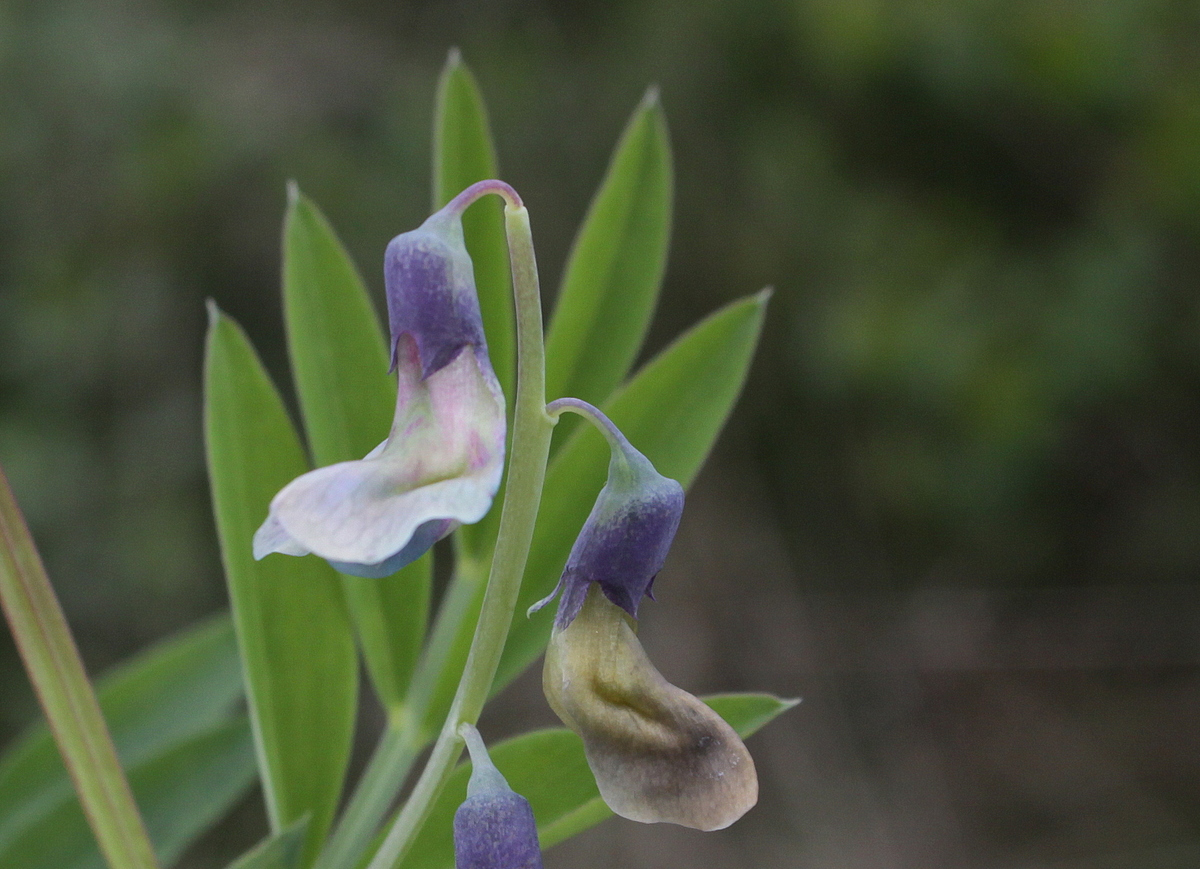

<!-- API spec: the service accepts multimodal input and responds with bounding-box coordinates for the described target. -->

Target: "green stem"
[404,549,489,740]
[315,554,487,869]
[545,397,644,484]
[545,397,629,452]
[365,194,554,869]
[0,465,160,869]
[312,724,421,869]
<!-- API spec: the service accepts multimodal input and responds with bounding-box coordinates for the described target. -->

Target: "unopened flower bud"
[454,724,543,869]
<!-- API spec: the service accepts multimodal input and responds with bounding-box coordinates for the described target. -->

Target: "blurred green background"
[3,0,1199,866]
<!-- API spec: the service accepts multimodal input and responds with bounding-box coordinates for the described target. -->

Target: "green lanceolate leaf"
[131,717,257,867]
[0,716,256,869]
[0,614,242,853]
[544,88,673,409]
[434,48,514,404]
[282,187,430,712]
[341,566,431,719]
[700,693,800,744]
[496,290,770,691]
[282,185,394,468]
[204,305,358,866]
[397,693,795,869]
[227,817,310,869]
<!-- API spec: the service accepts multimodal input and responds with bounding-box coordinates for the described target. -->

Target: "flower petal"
[253,193,508,577]
[266,462,497,565]
[386,209,487,378]
[326,518,456,578]
[251,513,310,558]
[453,724,543,869]
[255,343,503,570]
[543,587,758,831]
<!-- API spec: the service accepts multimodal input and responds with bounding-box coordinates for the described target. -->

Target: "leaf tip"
[754,286,774,307]
[641,84,661,109]
[286,179,301,208]
[205,298,222,330]
[446,46,463,69]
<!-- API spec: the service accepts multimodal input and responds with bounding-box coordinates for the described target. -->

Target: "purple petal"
[385,212,487,379]
[453,791,543,869]
[553,469,683,629]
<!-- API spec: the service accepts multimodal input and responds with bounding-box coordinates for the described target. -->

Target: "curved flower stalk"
[537,399,758,831]
[531,398,684,628]
[254,199,506,578]
[453,724,543,869]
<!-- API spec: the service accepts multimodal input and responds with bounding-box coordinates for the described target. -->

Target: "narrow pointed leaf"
[398,693,794,869]
[282,186,394,467]
[0,716,257,869]
[433,49,514,403]
[204,306,357,865]
[497,290,769,690]
[544,89,672,408]
[0,614,242,852]
[282,187,430,711]
[133,717,257,868]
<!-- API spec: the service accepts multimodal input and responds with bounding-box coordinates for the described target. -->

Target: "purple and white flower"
[253,204,506,578]
[536,404,758,831]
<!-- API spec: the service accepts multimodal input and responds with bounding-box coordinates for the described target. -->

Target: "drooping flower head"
[536,399,758,831]
[253,199,506,577]
[531,398,683,628]
[544,586,758,831]
[454,724,543,869]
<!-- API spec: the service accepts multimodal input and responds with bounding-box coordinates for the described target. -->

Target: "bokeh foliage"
[3,0,1200,866]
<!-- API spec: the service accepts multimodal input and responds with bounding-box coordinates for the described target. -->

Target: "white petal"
[258,339,504,568]
[252,512,310,559]
[269,461,499,564]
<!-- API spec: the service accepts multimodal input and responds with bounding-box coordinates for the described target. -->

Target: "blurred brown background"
[2,1,1199,866]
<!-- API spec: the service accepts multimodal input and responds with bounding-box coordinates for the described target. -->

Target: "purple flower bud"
[454,725,543,869]
[531,402,683,628]
[385,209,488,378]
[253,201,506,577]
